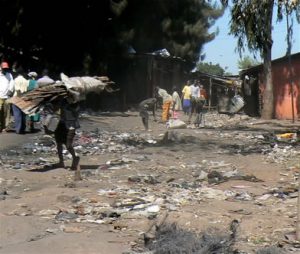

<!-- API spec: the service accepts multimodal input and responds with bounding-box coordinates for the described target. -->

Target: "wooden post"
[209,78,212,111]
[285,6,295,123]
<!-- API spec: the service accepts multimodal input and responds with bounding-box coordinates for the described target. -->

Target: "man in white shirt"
[188,80,200,123]
[0,62,15,132]
[190,80,200,99]
[12,69,29,134]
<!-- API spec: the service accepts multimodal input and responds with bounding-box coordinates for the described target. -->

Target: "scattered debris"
[1,111,299,253]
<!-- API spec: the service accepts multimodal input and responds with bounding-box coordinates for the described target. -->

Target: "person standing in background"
[12,68,28,134]
[27,71,40,132]
[0,62,15,133]
[37,69,55,87]
[172,86,182,119]
[196,83,208,127]
[181,80,191,115]
[194,82,207,128]
[188,80,199,124]
[199,83,208,101]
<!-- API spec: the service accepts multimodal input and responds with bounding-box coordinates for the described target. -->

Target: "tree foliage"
[0,0,224,75]
[114,0,224,62]
[0,0,118,75]
[237,56,261,70]
[196,62,225,76]
[222,0,299,55]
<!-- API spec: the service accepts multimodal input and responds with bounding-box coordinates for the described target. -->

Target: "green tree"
[0,0,117,74]
[0,0,224,74]
[221,0,300,119]
[113,0,224,63]
[238,56,261,70]
[196,62,225,76]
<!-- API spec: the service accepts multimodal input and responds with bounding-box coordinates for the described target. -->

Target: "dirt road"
[0,111,299,254]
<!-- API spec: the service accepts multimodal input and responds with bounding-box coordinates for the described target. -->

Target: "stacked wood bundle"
[7,73,117,115]
[7,84,68,115]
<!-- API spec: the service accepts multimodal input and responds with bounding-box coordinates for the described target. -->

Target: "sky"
[203,7,300,74]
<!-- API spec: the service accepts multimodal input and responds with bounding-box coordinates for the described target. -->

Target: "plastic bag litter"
[151,48,170,57]
[276,133,297,140]
[42,113,60,134]
[166,119,187,129]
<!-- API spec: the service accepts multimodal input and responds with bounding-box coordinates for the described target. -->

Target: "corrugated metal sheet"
[240,53,300,120]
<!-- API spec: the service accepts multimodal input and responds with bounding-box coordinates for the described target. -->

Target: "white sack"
[60,73,108,102]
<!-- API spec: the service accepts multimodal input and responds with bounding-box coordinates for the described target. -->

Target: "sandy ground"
[0,111,300,254]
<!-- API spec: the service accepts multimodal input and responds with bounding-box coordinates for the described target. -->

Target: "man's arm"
[181,87,185,101]
[8,74,15,97]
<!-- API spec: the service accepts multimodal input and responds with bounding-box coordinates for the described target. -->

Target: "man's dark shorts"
[54,122,75,146]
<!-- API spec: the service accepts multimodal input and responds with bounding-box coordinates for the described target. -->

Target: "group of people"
[138,80,208,130]
[138,85,182,131]
[182,79,208,127]
[0,61,55,134]
[0,61,80,170]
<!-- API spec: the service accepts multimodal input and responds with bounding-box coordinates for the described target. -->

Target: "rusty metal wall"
[273,57,300,120]
[241,54,300,120]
